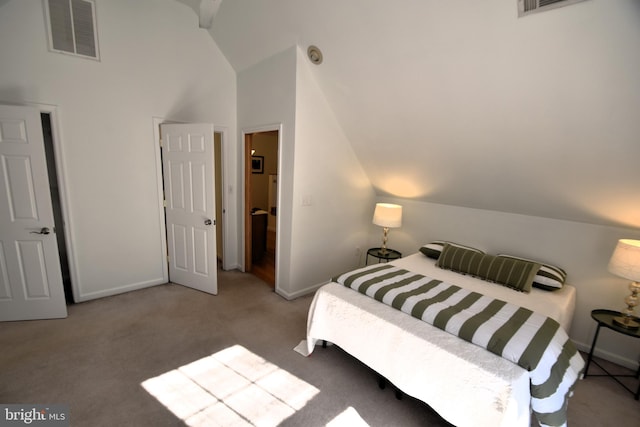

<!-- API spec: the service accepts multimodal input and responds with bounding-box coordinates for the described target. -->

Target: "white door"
[0,104,67,321]
[161,123,218,295]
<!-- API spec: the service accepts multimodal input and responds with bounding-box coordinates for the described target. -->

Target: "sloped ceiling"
[182,0,640,229]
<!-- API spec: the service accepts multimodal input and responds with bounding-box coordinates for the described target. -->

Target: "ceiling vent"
[45,0,99,59]
[518,0,588,17]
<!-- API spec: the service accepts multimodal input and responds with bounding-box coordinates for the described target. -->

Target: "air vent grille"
[539,0,566,7]
[45,0,99,59]
[518,0,588,17]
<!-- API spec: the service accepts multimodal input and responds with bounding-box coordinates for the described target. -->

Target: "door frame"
[153,118,230,279]
[242,123,282,291]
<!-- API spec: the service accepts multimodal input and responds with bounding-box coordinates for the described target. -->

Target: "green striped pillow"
[419,240,484,260]
[436,244,540,293]
[497,254,566,291]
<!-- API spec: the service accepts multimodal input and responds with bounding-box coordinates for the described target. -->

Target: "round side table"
[366,248,401,265]
[584,309,640,400]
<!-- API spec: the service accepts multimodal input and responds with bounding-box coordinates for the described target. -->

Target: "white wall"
[289,47,375,297]
[237,46,375,298]
[0,0,237,301]
[372,197,640,368]
[311,0,640,231]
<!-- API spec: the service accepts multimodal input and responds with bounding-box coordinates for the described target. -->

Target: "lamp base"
[379,227,390,255]
[612,315,640,329]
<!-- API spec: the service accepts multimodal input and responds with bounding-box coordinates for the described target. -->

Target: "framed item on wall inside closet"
[251,156,264,174]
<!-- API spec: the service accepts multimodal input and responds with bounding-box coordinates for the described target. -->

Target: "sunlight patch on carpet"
[142,345,320,426]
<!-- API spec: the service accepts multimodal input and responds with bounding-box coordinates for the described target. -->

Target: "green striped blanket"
[333,263,584,427]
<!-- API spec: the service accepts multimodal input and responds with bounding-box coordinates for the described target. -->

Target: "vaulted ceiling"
[179,0,640,229]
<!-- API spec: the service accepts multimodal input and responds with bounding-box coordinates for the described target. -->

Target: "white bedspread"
[302,253,578,427]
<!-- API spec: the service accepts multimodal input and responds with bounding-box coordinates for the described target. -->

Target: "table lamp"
[607,239,640,329]
[372,203,402,255]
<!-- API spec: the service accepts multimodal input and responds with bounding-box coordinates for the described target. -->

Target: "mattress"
[304,253,578,427]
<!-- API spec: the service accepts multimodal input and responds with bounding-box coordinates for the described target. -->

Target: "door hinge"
[163,199,167,208]
[159,138,163,148]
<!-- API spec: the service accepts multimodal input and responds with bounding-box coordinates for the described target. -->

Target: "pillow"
[436,244,540,293]
[419,240,484,260]
[497,254,567,291]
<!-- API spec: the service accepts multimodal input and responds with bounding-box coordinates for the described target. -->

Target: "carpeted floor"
[0,268,638,426]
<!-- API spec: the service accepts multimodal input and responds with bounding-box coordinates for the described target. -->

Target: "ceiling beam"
[199,0,222,29]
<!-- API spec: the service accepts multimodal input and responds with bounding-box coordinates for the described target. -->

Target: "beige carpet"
[1,268,638,426]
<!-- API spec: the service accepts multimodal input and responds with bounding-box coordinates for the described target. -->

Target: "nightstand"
[366,247,401,265]
[584,309,640,400]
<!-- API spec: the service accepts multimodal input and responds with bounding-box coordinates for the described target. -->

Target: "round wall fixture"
[307,45,323,65]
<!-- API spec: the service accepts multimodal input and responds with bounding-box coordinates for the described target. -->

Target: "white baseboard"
[75,278,166,302]
[574,340,639,371]
[275,281,328,300]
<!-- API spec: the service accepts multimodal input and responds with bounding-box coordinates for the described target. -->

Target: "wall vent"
[45,0,99,60]
[518,0,588,17]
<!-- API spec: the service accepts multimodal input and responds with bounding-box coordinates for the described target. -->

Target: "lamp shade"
[608,239,640,282]
[372,203,402,228]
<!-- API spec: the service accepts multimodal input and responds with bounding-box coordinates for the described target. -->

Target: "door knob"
[204,219,212,226]
[30,227,51,235]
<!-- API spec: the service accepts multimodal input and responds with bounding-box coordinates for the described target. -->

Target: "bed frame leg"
[322,340,327,348]
[378,375,386,389]
[376,375,402,399]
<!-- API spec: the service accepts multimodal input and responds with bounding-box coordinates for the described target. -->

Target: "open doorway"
[41,112,74,304]
[214,131,224,267]
[244,130,278,287]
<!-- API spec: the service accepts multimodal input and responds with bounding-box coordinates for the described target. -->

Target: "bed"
[300,245,584,427]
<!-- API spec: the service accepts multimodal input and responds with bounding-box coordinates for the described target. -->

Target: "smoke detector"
[307,45,323,65]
